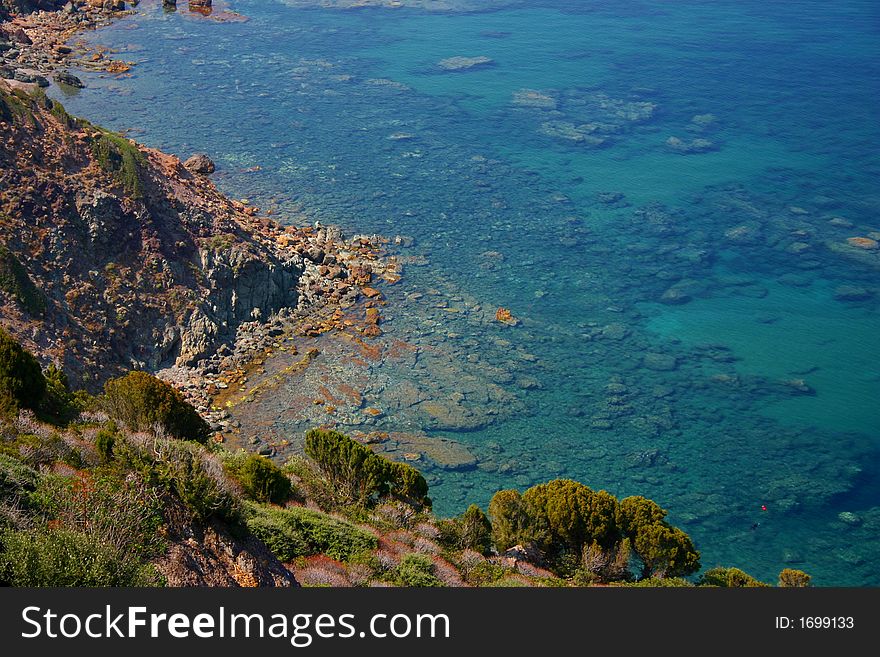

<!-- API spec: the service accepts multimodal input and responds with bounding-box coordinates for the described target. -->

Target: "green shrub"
[391,554,443,588]
[224,452,292,504]
[243,501,377,562]
[778,568,811,587]
[40,364,83,422]
[89,129,145,198]
[489,481,699,581]
[0,327,45,414]
[304,429,430,509]
[0,453,39,505]
[0,527,161,586]
[698,566,769,587]
[32,472,165,561]
[103,371,211,443]
[488,489,533,552]
[95,428,116,462]
[523,479,621,557]
[630,522,700,580]
[619,577,695,588]
[0,245,46,316]
[115,435,236,522]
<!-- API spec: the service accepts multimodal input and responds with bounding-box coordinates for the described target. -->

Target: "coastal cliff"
[0,77,379,390]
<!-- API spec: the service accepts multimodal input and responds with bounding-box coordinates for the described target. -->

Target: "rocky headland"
[0,1,399,399]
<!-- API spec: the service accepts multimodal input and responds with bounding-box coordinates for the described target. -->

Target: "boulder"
[54,71,84,88]
[184,153,216,175]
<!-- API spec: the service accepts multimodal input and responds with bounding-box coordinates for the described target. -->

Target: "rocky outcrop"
[156,511,297,587]
[0,81,375,389]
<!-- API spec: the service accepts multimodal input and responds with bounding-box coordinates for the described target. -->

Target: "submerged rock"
[666,136,716,153]
[642,352,678,371]
[512,88,557,110]
[437,55,493,71]
[834,285,872,302]
[846,236,879,250]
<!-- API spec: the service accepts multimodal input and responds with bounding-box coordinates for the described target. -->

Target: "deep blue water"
[53,0,880,584]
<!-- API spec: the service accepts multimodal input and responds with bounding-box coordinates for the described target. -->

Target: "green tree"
[40,364,83,422]
[631,522,700,579]
[103,371,210,443]
[0,327,45,414]
[459,504,492,553]
[488,489,531,552]
[778,568,811,587]
[523,479,621,555]
[699,566,768,587]
[617,496,667,535]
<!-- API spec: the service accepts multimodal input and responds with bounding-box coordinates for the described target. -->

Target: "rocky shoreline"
[0,0,404,443]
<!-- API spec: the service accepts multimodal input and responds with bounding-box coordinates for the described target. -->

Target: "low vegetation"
[0,331,812,587]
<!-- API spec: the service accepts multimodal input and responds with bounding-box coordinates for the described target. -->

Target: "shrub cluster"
[113,434,237,523]
[243,502,377,562]
[103,371,211,443]
[304,429,430,509]
[0,527,161,587]
[223,451,292,504]
[488,481,700,581]
[0,327,45,415]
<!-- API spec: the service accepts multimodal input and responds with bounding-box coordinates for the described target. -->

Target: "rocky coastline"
[0,1,402,441]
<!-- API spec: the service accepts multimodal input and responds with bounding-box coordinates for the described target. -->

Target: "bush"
[391,554,443,588]
[778,568,811,588]
[115,435,237,522]
[40,364,84,423]
[103,371,211,443]
[441,504,492,553]
[488,489,532,552]
[619,577,695,588]
[304,429,430,509]
[0,328,45,414]
[95,428,116,462]
[243,502,377,562]
[0,453,39,505]
[223,452,292,504]
[699,566,769,587]
[630,522,700,580]
[0,527,161,586]
[489,481,700,581]
[89,129,145,198]
[523,480,621,556]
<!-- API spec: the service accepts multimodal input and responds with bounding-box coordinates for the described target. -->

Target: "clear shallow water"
[54,0,880,584]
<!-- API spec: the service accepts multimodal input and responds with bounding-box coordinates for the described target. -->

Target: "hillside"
[0,79,382,390]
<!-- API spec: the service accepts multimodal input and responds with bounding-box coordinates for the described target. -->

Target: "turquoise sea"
[53,0,880,585]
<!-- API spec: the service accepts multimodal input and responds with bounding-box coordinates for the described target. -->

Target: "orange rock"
[847,236,879,250]
[364,407,383,417]
[362,286,382,298]
[495,307,519,325]
[365,307,380,325]
[106,61,131,74]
